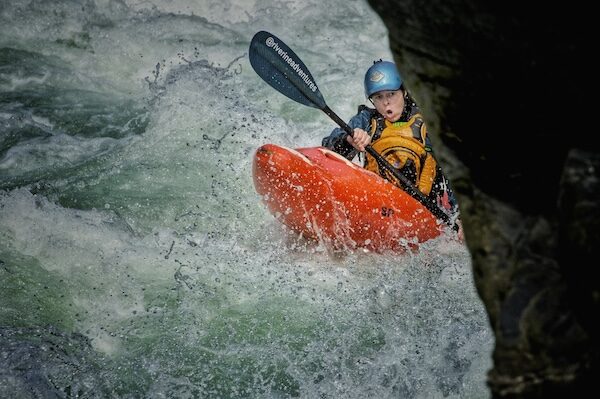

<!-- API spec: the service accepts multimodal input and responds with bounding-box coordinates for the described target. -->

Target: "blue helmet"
[364,60,403,98]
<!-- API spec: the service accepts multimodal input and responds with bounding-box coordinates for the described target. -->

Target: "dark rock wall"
[367,0,598,397]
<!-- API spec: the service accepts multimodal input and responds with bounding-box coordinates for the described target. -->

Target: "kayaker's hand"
[347,128,371,152]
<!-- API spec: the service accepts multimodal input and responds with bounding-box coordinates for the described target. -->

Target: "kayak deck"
[252,144,444,252]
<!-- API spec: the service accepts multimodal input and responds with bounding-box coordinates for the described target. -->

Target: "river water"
[0,0,493,397]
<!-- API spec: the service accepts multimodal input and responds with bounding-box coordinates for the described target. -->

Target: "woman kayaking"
[322,60,459,219]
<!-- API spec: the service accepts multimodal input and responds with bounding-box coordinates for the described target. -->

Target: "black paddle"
[248,30,456,229]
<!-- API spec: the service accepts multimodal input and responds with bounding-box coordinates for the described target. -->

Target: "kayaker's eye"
[371,90,399,105]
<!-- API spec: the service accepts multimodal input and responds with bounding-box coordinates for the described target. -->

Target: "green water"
[0,0,493,397]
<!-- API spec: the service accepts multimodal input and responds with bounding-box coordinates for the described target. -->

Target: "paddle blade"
[249,31,326,109]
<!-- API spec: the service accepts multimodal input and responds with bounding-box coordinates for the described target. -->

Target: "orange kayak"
[252,144,445,252]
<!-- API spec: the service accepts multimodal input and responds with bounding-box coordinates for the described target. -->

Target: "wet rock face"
[367,0,598,397]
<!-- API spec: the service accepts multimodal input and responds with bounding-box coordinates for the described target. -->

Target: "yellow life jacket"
[364,113,438,196]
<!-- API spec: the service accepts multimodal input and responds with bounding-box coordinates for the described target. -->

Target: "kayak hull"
[252,144,444,252]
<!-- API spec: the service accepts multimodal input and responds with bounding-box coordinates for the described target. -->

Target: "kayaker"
[322,60,459,219]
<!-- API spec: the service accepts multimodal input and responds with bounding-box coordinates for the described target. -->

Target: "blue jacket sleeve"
[321,107,373,160]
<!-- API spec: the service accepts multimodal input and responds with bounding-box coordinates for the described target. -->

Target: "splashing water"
[0,0,493,397]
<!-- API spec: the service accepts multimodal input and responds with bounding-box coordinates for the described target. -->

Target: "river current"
[0,1,493,397]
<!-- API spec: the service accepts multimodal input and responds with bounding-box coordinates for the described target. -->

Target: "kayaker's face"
[370,89,405,122]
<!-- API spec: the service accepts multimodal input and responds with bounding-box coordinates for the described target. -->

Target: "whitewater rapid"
[0,0,493,397]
